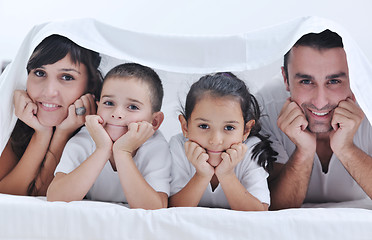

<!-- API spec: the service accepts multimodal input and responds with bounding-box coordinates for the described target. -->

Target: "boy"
[47,63,171,210]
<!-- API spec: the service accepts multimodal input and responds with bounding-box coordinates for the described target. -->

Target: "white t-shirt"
[55,127,171,203]
[258,84,371,203]
[169,133,270,208]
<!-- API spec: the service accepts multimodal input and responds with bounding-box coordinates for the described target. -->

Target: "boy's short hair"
[103,63,164,112]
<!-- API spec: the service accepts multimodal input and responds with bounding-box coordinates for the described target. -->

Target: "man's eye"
[34,70,45,77]
[129,105,139,110]
[300,79,312,85]
[224,125,235,131]
[328,79,341,84]
[103,101,114,106]
[198,124,209,129]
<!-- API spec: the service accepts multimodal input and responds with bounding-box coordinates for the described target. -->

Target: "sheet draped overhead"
[1,16,372,154]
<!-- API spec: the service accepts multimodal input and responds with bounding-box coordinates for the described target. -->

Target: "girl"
[0,35,102,196]
[169,72,277,211]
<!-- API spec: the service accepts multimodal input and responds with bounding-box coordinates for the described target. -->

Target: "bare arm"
[269,99,316,210]
[330,99,372,198]
[0,130,52,195]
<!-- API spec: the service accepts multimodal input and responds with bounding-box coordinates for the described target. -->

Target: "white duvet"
[1,16,372,239]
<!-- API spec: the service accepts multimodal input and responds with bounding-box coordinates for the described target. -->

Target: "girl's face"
[181,95,252,167]
[26,54,88,127]
[97,77,155,141]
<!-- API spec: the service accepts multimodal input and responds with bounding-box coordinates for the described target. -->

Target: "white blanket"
[1,17,372,239]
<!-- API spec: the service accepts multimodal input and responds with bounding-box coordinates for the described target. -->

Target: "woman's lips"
[39,102,61,111]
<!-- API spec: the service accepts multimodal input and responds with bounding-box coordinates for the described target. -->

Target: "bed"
[1,17,372,239]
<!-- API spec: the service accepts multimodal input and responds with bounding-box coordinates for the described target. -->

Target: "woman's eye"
[198,124,209,129]
[62,75,74,81]
[103,101,114,106]
[128,105,139,110]
[34,70,45,77]
[225,125,235,131]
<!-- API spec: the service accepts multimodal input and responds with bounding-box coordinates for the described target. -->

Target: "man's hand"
[277,98,316,156]
[330,98,364,154]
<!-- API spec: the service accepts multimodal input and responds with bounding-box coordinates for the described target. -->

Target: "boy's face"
[97,77,154,141]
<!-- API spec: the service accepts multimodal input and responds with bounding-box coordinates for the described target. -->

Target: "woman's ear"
[243,119,255,142]
[178,114,188,138]
[151,111,164,130]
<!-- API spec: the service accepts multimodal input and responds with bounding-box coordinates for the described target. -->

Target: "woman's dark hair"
[182,72,277,171]
[10,34,103,195]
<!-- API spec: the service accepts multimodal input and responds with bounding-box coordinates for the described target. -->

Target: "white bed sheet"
[0,193,371,240]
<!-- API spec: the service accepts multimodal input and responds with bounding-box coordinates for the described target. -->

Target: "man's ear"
[281,66,290,92]
[178,114,188,138]
[243,119,255,142]
[151,111,164,131]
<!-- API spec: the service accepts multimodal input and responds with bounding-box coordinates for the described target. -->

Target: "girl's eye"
[34,70,45,77]
[224,125,235,131]
[103,101,114,106]
[128,105,139,110]
[62,75,74,81]
[198,124,209,130]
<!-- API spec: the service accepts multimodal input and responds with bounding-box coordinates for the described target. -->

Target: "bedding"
[1,16,372,239]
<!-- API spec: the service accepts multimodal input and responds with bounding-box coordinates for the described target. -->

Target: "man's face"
[284,46,353,134]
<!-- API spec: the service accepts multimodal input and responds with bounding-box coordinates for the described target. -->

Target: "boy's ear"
[243,119,255,142]
[178,114,188,137]
[151,111,164,131]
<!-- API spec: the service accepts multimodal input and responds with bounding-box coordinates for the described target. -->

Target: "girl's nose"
[111,108,124,119]
[209,131,223,145]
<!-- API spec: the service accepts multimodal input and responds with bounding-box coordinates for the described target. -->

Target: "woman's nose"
[42,79,59,97]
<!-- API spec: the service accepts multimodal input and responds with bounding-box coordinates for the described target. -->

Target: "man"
[259,29,372,210]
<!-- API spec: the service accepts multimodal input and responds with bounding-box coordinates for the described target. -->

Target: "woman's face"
[26,54,88,127]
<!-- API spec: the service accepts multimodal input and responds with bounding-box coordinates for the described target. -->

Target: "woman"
[0,34,102,196]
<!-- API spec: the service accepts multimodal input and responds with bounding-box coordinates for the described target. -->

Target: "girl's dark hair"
[10,34,103,195]
[182,72,277,171]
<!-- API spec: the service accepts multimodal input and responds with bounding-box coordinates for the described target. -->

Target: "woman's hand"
[13,90,51,133]
[56,93,96,136]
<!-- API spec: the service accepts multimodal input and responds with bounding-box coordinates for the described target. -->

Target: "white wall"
[1,0,372,63]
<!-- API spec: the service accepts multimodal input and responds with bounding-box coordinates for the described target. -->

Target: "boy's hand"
[215,142,247,178]
[85,115,112,151]
[184,140,214,178]
[113,121,155,155]
[56,93,96,135]
[13,90,51,133]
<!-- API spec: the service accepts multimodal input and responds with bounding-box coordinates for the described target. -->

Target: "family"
[0,28,371,211]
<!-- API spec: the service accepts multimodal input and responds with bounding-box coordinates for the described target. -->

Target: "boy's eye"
[103,101,114,106]
[62,75,74,81]
[128,105,139,110]
[34,70,45,77]
[224,125,235,131]
[198,124,209,130]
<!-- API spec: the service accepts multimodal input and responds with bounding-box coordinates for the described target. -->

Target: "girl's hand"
[13,90,51,132]
[56,93,96,135]
[215,142,247,178]
[184,140,214,178]
[85,115,112,151]
[113,121,155,155]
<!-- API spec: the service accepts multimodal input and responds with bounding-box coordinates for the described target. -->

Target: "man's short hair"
[283,29,344,78]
